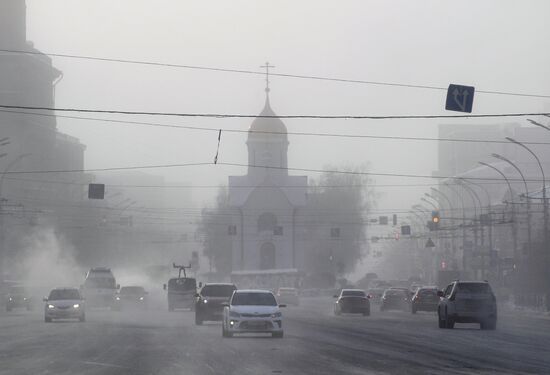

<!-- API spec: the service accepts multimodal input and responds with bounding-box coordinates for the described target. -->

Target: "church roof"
[248,96,287,138]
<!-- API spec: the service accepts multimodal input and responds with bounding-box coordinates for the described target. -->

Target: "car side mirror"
[163,284,167,290]
[279,304,286,308]
[437,290,444,297]
[221,302,229,307]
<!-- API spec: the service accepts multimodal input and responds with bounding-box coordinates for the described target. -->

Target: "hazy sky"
[25,0,550,213]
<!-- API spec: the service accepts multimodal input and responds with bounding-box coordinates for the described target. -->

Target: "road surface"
[1,297,549,374]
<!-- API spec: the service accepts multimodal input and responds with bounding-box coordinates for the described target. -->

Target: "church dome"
[248,97,287,138]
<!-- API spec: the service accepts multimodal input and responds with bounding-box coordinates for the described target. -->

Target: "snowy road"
[1,297,549,375]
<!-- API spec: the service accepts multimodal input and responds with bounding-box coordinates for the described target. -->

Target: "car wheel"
[272,331,284,338]
[45,317,52,323]
[438,310,445,329]
[445,313,454,329]
[481,318,496,330]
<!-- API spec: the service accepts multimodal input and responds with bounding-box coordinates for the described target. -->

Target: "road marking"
[83,361,131,369]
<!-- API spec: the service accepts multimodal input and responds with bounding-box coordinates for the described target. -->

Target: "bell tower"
[246,62,289,177]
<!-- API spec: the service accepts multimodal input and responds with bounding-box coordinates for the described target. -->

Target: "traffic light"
[431,210,440,230]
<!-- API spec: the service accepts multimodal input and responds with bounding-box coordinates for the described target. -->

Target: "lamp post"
[421,197,438,211]
[457,178,487,278]
[479,161,518,278]
[425,192,455,254]
[492,153,532,255]
[444,182,468,273]
[506,137,547,252]
[461,178,494,274]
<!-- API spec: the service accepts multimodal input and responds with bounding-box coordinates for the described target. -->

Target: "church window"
[258,212,277,232]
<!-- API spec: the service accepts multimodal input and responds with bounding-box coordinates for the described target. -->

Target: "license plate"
[248,321,266,329]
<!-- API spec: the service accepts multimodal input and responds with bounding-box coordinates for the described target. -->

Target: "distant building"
[0,0,87,275]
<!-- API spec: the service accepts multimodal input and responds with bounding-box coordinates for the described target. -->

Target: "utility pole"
[506,136,549,310]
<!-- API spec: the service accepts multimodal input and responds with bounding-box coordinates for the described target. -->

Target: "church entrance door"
[260,242,276,270]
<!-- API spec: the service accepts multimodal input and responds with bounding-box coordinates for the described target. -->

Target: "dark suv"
[195,283,237,325]
[437,281,497,330]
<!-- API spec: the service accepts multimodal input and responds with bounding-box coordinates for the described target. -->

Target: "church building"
[228,77,307,274]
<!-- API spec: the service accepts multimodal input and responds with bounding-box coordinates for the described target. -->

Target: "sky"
[24,0,550,214]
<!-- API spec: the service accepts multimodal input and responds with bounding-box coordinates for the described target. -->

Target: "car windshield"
[231,292,277,306]
[342,290,366,297]
[9,286,26,294]
[48,289,81,300]
[120,286,145,295]
[84,278,116,289]
[201,285,236,297]
[456,283,491,294]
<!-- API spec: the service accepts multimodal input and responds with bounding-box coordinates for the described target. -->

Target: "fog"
[25,0,550,212]
[2,2,550,373]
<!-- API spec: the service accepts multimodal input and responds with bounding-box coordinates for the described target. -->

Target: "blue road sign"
[445,84,475,113]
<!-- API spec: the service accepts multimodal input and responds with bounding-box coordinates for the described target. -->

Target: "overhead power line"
[0,104,548,120]
[1,159,542,183]
[3,109,550,145]
[2,48,550,99]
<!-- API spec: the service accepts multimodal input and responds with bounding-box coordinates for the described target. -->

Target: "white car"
[222,289,285,338]
[44,288,86,322]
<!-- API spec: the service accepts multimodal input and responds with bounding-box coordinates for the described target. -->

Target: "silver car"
[437,281,497,330]
[44,288,86,322]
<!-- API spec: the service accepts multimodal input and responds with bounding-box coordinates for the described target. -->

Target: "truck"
[81,267,119,308]
[163,263,197,311]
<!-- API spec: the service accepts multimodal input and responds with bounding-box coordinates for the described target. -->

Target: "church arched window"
[258,212,277,232]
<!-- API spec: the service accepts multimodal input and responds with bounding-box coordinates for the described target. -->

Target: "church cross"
[260,62,275,93]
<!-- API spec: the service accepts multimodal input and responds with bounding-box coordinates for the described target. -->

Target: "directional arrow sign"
[445,84,475,113]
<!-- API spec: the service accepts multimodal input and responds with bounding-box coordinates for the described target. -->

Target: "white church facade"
[228,92,307,275]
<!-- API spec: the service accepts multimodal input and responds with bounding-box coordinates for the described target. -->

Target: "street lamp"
[479,161,518,266]
[505,137,547,248]
[491,153,531,254]
[444,181,468,272]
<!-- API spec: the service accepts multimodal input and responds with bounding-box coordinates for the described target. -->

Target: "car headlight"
[229,311,240,318]
[9,297,13,301]
[115,297,120,300]
[139,297,144,301]
[202,299,208,304]
[271,311,282,318]
[23,297,27,301]
[48,304,55,309]
[73,304,80,309]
